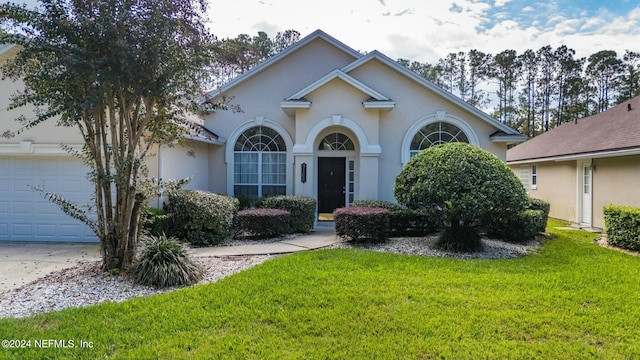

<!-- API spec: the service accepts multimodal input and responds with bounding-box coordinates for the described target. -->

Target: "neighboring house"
[0,30,526,242]
[507,95,640,231]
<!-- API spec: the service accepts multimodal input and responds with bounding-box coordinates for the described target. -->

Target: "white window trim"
[530,164,537,190]
[225,118,294,196]
[401,112,479,165]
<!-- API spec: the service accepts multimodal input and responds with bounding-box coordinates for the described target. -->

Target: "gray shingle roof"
[507,95,640,162]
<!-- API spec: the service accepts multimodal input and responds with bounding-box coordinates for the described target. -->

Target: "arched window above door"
[318,132,355,151]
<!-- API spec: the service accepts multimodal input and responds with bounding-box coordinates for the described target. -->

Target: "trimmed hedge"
[604,205,640,251]
[259,196,316,233]
[334,207,390,241]
[166,190,239,246]
[351,200,438,237]
[529,198,551,232]
[234,208,291,239]
[488,209,546,243]
[351,200,404,212]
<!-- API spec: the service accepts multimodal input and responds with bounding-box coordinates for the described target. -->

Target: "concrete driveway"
[0,242,100,292]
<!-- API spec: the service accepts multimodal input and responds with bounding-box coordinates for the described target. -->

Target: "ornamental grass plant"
[133,234,203,288]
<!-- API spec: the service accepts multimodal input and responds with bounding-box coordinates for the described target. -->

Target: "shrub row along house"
[0,30,526,242]
[507,95,640,231]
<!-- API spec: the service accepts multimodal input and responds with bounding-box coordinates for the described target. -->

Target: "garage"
[0,155,97,242]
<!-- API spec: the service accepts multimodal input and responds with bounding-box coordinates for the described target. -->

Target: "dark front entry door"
[318,157,346,213]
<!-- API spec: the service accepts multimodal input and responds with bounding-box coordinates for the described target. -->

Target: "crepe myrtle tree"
[394,143,528,252]
[0,0,217,271]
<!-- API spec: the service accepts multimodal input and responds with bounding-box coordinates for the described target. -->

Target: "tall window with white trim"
[409,121,469,157]
[233,126,286,197]
[531,164,537,189]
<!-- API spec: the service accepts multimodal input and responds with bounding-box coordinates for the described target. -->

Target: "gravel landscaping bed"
[0,234,542,319]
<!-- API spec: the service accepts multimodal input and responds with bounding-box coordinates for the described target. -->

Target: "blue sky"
[208,0,640,63]
[15,0,640,63]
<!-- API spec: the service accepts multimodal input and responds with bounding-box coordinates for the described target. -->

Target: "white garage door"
[0,156,97,242]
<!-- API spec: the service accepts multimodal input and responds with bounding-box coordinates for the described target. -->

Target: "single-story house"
[507,95,640,230]
[0,30,525,242]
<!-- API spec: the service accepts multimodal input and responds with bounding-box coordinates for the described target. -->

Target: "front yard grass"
[2,220,640,359]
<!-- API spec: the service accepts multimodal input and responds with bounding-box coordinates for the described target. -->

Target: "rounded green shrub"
[334,206,389,241]
[166,190,239,246]
[259,195,316,233]
[134,234,203,288]
[394,143,528,251]
[233,208,291,239]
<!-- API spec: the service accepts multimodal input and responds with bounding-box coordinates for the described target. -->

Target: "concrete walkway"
[0,223,339,292]
[192,223,340,257]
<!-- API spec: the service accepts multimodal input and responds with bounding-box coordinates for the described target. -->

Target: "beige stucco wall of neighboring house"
[510,160,577,223]
[592,155,640,229]
[511,155,640,230]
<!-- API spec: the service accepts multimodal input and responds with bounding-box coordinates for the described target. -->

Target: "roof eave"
[507,147,640,164]
[182,134,226,146]
[363,101,396,109]
[490,134,527,143]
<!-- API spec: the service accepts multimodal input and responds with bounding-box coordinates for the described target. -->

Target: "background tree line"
[398,47,639,137]
[211,29,300,88]
[213,31,639,138]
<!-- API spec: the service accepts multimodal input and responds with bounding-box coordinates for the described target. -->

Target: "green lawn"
[2,220,640,359]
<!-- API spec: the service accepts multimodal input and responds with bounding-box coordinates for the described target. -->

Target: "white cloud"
[494,0,513,7]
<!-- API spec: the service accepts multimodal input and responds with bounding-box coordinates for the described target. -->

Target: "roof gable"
[507,95,640,162]
[285,69,391,101]
[205,30,362,100]
[341,50,523,137]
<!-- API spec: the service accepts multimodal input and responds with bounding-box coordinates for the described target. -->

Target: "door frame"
[317,156,347,213]
[577,159,593,226]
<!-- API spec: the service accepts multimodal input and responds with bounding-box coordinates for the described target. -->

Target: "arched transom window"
[318,133,355,151]
[409,121,469,157]
[234,126,286,197]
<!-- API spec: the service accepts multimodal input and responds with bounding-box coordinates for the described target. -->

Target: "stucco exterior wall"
[350,59,508,201]
[204,37,359,140]
[0,77,85,146]
[160,141,210,191]
[204,33,520,209]
[208,145,227,195]
[510,161,577,223]
[592,155,640,229]
[511,155,640,229]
